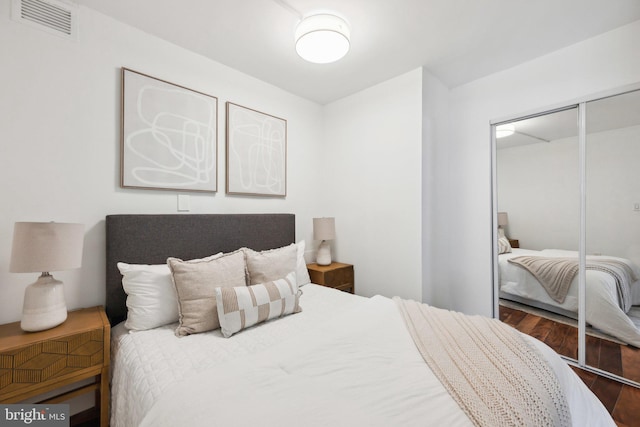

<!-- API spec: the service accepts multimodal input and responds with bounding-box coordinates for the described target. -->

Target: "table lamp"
[313,217,335,266]
[9,222,84,332]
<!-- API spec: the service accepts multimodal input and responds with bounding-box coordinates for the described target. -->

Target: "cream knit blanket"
[507,256,577,303]
[394,297,571,427]
[508,256,635,310]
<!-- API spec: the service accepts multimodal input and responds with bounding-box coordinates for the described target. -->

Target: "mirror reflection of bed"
[499,244,640,346]
[498,244,640,383]
[494,89,640,386]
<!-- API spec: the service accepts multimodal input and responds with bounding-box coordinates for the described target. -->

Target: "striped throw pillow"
[498,236,512,254]
[216,271,301,338]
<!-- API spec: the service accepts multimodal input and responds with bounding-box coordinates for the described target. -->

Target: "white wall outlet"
[178,194,190,212]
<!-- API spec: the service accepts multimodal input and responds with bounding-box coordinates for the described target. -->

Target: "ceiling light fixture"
[495,124,515,139]
[295,13,350,64]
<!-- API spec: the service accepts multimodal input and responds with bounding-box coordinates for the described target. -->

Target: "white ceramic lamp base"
[316,240,332,266]
[21,273,67,332]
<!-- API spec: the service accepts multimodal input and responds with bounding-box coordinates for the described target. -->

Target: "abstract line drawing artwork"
[226,102,287,197]
[121,68,218,192]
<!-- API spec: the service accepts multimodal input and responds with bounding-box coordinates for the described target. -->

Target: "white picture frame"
[225,102,287,197]
[121,68,218,192]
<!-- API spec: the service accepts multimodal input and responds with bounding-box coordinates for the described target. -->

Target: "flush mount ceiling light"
[495,123,515,138]
[295,13,350,64]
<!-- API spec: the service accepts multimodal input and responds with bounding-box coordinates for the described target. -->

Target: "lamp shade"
[295,14,350,64]
[497,212,509,227]
[313,217,336,241]
[10,222,84,273]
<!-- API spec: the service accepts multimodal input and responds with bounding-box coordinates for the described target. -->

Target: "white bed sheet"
[500,248,640,346]
[110,284,367,427]
[112,284,614,427]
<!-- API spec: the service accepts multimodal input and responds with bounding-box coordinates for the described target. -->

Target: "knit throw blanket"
[394,297,571,427]
[508,257,577,304]
[508,256,635,311]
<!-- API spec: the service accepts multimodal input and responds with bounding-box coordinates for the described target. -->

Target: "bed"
[499,247,640,347]
[106,214,614,427]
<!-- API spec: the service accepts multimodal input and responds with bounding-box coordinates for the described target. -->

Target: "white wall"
[585,125,640,266]
[498,125,640,267]
[497,134,581,251]
[323,69,423,301]
[421,70,450,305]
[432,19,640,317]
[0,4,325,324]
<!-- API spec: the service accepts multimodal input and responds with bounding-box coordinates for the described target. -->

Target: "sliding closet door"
[494,107,580,362]
[584,89,640,384]
[494,85,640,386]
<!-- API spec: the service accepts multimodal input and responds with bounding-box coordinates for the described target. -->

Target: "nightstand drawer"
[307,262,354,294]
[0,306,110,426]
[0,328,104,399]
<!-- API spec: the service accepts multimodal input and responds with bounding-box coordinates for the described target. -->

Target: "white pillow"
[117,262,179,331]
[296,240,311,286]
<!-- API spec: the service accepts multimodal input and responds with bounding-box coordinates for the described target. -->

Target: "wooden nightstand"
[307,262,354,294]
[0,306,110,427]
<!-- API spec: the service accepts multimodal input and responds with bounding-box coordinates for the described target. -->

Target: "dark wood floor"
[500,305,640,426]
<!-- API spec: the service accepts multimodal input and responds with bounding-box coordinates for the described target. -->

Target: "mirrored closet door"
[494,106,580,363]
[585,89,640,383]
[492,86,640,386]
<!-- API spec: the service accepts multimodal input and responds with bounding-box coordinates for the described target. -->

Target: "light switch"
[178,194,190,212]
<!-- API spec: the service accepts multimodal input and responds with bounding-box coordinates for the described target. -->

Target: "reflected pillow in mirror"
[498,236,512,254]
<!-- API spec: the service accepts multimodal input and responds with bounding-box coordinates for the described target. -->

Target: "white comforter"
[111,285,613,427]
[500,248,640,346]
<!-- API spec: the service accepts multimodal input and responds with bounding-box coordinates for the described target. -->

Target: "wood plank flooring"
[500,304,640,426]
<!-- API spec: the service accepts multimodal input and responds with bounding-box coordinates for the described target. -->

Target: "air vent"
[11,0,78,40]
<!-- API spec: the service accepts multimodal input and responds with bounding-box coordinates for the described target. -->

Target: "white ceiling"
[497,88,640,149]
[78,0,640,105]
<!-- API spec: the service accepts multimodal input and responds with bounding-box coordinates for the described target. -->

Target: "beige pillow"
[498,236,513,254]
[168,250,247,337]
[244,244,297,285]
[216,271,301,338]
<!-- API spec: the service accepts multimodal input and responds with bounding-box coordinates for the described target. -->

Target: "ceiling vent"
[11,0,78,40]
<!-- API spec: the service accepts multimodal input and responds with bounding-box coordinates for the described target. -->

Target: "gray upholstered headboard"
[105,214,295,325]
